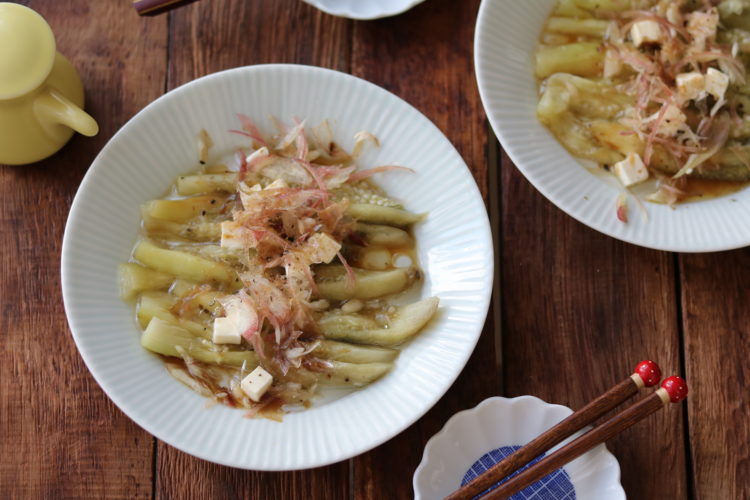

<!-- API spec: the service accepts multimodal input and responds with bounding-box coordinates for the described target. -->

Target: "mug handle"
[33,87,98,137]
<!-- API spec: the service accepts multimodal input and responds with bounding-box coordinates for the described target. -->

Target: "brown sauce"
[254,397,285,422]
[682,179,749,202]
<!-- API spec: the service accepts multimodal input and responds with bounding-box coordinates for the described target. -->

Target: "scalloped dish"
[413,396,625,499]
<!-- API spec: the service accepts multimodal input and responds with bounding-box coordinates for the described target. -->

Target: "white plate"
[303,0,426,20]
[414,396,625,499]
[475,0,750,252]
[61,64,493,470]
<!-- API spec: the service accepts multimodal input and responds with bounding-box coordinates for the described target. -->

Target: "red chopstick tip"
[661,376,688,403]
[634,360,661,387]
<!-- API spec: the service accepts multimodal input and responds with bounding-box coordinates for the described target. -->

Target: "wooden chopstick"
[483,376,688,500]
[133,0,200,16]
[446,360,662,500]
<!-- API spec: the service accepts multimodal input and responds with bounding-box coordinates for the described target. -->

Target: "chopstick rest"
[446,360,662,500]
[484,376,688,499]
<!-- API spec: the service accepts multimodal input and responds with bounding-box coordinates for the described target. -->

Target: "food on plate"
[536,0,750,213]
[119,117,439,419]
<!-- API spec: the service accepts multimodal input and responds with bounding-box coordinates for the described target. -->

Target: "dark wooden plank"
[156,2,352,497]
[157,452,348,500]
[351,0,489,197]
[167,0,351,88]
[680,249,750,499]
[350,1,498,498]
[500,152,689,499]
[0,0,167,497]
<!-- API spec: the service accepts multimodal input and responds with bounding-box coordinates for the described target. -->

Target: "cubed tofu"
[241,366,273,402]
[686,9,719,49]
[705,68,729,101]
[213,294,259,344]
[613,152,649,187]
[304,232,341,264]
[264,178,288,190]
[212,317,242,344]
[676,72,705,101]
[603,50,622,79]
[649,104,686,136]
[631,20,662,47]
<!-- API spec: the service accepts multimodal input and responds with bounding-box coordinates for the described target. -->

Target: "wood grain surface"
[0,1,165,498]
[680,249,750,500]
[350,2,498,498]
[500,152,689,499]
[1,0,748,498]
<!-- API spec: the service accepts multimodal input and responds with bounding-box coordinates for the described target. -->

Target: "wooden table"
[1,0,748,498]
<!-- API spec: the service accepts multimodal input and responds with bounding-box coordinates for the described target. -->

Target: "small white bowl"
[303,0,426,20]
[413,396,625,499]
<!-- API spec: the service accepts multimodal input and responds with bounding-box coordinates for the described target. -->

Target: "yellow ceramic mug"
[0,3,98,165]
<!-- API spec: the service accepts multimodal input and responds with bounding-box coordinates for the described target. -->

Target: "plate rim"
[61,63,494,470]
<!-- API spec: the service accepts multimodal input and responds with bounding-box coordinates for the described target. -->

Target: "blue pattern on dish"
[461,445,575,499]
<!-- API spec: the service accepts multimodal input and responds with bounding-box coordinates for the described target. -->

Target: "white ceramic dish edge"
[303,0,426,20]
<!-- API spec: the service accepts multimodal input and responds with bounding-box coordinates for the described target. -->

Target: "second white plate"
[475,0,750,252]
